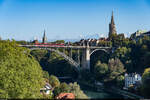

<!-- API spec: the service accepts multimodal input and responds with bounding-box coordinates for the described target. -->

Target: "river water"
[82,88,123,99]
[83,90,116,99]
[59,78,123,99]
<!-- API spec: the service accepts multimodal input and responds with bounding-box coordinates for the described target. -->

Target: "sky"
[0,0,150,41]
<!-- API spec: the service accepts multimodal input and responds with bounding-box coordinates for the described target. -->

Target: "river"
[59,78,123,99]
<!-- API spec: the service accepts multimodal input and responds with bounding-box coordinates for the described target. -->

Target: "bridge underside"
[21,45,111,71]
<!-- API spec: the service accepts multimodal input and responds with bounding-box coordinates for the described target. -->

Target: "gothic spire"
[42,29,47,43]
[111,11,115,25]
[43,29,46,37]
[109,11,117,38]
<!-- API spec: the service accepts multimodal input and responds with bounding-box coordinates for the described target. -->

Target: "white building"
[40,82,52,95]
[124,73,141,89]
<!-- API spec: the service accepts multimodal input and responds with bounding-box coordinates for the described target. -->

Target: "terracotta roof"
[56,93,75,99]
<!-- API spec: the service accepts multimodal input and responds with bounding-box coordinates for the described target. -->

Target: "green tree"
[31,49,78,78]
[49,75,60,88]
[16,40,30,45]
[106,58,126,82]
[52,40,65,44]
[59,82,70,93]
[68,82,88,99]
[30,49,48,62]
[0,41,44,99]
[80,69,93,82]
[141,68,150,98]
[94,61,108,81]
[53,82,70,96]
[116,75,124,88]
[43,71,50,80]
[53,82,88,99]
[90,50,109,72]
[111,47,132,72]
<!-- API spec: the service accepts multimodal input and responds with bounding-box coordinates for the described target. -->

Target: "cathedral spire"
[111,11,115,25]
[109,11,117,38]
[43,29,46,38]
[42,29,47,43]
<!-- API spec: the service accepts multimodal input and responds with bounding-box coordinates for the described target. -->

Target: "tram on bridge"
[33,42,66,47]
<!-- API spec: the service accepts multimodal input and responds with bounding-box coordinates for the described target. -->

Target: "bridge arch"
[30,48,80,72]
[90,49,108,56]
[90,49,109,72]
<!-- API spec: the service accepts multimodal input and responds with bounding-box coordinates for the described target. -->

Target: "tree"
[16,40,30,45]
[43,71,50,80]
[0,41,44,99]
[68,82,88,99]
[138,52,150,73]
[31,49,78,78]
[94,61,108,81]
[53,82,88,99]
[59,82,70,93]
[52,40,65,44]
[98,41,112,47]
[111,47,132,72]
[141,68,150,98]
[49,75,60,88]
[90,50,109,72]
[116,75,124,88]
[30,49,48,62]
[106,58,126,82]
[80,69,94,83]
[53,82,70,96]
[93,58,125,84]
[112,47,131,59]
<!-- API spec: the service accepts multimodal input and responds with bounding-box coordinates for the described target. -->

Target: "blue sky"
[0,0,150,41]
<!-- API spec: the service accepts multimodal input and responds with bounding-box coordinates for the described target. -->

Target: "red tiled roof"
[56,93,75,99]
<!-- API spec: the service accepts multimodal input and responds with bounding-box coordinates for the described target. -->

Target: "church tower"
[42,30,47,43]
[109,11,117,38]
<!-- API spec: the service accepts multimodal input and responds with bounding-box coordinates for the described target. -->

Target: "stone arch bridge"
[20,45,112,71]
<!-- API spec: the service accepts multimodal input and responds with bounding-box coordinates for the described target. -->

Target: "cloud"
[99,33,105,37]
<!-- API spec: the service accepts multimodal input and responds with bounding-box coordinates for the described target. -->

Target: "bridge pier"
[69,48,72,58]
[63,48,65,54]
[48,50,51,59]
[77,49,80,66]
[81,46,90,70]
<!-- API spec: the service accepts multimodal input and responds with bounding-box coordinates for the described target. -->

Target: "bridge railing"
[19,45,111,49]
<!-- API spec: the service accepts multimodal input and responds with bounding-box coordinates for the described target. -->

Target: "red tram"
[34,43,65,47]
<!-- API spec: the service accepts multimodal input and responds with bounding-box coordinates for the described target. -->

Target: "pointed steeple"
[111,11,115,25]
[42,29,47,43]
[43,29,46,38]
[109,11,117,38]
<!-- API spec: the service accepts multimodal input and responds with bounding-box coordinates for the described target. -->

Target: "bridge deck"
[19,45,111,49]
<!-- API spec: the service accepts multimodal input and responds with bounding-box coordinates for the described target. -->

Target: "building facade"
[124,73,141,89]
[130,30,150,40]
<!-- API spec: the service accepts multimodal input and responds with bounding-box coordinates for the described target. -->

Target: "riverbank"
[76,80,123,99]
[59,78,124,99]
